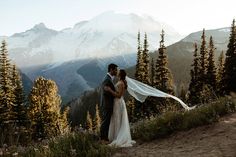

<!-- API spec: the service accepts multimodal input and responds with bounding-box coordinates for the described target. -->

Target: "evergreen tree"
[206,36,217,91]
[140,32,150,85]
[152,30,175,113]
[86,111,93,131]
[11,64,28,127]
[216,51,225,95]
[29,77,68,139]
[154,30,174,94]
[0,40,16,124]
[126,97,135,122]
[197,29,214,104]
[199,29,208,85]
[134,33,150,118]
[223,19,236,94]
[59,106,70,134]
[93,104,101,133]
[188,43,201,104]
[192,43,200,80]
[135,31,143,81]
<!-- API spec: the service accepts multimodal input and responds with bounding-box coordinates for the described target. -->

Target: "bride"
[104,69,195,147]
[104,69,136,147]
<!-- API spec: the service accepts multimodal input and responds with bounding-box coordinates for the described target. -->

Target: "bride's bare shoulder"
[117,80,125,88]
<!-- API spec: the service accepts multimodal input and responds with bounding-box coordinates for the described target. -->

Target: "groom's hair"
[108,63,118,72]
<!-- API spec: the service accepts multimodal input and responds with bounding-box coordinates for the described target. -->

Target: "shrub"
[18,131,114,157]
[132,97,236,141]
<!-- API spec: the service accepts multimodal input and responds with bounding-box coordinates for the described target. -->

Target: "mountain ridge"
[0,11,182,68]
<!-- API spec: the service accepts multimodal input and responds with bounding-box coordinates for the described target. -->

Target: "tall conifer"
[224,19,236,93]
[11,64,28,126]
[86,111,93,131]
[206,36,217,91]
[135,31,142,81]
[29,77,68,139]
[140,33,150,85]
[0,40,15,124]
[154,30,174,94]
[199,29,208,86]
[188,43,201,104]
[93,104,101,133]
[216,51,225,95]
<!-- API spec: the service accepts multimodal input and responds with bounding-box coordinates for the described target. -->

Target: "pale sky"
[0,0,235,36]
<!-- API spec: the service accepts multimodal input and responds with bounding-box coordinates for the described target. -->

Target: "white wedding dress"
[108,82,136,147]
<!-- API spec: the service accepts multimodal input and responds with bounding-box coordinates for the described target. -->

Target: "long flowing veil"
[126,76,195,111]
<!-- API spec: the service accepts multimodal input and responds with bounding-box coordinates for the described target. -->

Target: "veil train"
[126,76,195,111]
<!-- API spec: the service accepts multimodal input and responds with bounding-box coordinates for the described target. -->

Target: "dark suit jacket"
[100,74,115,111]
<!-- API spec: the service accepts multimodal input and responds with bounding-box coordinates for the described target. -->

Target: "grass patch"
[131,97,236,141]
[2,131,114,157]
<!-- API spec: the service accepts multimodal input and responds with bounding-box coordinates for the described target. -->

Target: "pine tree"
[199,29,208,85]
[154,30,174,94]
[140,32,150,85]
[93,104,101,133]
[11,64,28,127]
[192,43,200,80]
[188,43,201,104]
[0,40,16,124]
[59,106,70,134]
[197,29,214,104]
[216,51,225,95]
[223,19,236,94]
[29,77,67,139]
[134,33,150,118]
[126,97,135,122]
[86,111,93,131]
[152,30,175,113]
[206,36,217,91]
[135,31,143,81]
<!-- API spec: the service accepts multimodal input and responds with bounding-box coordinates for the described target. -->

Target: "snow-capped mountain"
[0,23,58,67]
[0,11,182,68]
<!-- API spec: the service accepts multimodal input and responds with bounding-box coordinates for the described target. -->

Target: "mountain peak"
[33,23,47,30]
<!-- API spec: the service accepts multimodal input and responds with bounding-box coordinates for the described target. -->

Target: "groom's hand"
[104,86,112,92]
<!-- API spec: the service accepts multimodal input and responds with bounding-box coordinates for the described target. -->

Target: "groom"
[100,63,118,142]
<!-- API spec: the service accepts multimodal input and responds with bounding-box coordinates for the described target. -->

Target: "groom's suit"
[100,74,116,141]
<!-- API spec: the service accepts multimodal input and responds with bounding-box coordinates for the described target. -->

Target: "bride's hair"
[119,69,127,89]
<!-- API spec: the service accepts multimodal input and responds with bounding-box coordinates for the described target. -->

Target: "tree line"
[0,40,69,145]
[127,19,236,122]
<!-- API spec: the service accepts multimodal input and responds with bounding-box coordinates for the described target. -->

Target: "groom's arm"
[102,78,114,96]
[107,83,124,98]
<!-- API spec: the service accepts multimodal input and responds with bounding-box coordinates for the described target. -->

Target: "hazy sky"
[0,0,235,36]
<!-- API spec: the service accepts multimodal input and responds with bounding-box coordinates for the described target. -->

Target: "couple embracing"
[99,63,195,147]
[100,63,135,147]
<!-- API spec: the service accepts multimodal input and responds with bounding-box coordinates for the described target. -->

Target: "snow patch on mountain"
[3,11,182,68]
[218,28,230,32]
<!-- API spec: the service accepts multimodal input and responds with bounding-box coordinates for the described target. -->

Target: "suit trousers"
[100,107,112,140]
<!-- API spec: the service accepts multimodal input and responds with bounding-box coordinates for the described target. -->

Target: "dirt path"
[112,113,236,157]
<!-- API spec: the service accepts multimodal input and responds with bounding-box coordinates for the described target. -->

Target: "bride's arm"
[106,82,124,98]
